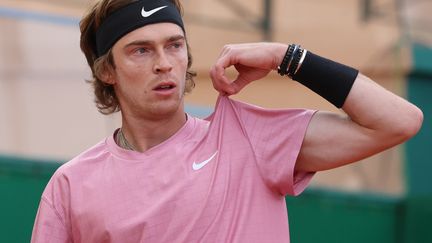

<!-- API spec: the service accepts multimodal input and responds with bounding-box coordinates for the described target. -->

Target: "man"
[31,0,423,242]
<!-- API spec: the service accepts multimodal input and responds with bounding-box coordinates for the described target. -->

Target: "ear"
[100,67,117,85]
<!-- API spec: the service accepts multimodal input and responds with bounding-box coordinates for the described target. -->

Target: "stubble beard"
[145,84,185,120]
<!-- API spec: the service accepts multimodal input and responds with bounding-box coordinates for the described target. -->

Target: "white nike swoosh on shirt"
[192,151,218,171]
[141,6,167,17]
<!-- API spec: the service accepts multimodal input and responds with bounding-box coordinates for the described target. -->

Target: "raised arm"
[295,73,423,172]
[210,42,423,172]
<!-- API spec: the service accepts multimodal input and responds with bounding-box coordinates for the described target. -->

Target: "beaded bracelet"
[277,44,296,76]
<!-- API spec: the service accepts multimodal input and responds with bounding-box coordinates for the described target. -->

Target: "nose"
[153,51,173,74]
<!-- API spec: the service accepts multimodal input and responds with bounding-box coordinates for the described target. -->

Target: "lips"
[153,82,176,91]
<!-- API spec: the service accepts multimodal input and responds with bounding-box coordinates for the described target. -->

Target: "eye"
[134,47,149,55]
[169,41,183,49]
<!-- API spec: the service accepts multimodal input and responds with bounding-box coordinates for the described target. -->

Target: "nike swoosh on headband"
[141,6,168,17]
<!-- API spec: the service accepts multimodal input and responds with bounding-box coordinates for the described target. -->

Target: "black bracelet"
[291,51,359,108]
[277,44,296,76]
[286,44,300,76]
[288,47,304,77]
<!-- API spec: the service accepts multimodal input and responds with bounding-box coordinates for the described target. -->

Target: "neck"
[119,108,187,152]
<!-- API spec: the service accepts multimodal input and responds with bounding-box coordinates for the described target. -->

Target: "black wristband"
[292,51,359,108]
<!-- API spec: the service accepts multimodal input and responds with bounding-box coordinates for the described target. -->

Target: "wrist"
[278,44,359,108]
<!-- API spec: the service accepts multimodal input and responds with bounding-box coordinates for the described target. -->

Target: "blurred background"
[0,0,430,242]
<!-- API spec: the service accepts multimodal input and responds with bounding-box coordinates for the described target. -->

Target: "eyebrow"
[124,35,185,49]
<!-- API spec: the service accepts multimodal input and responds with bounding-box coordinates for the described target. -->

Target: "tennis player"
[31,0,423,242]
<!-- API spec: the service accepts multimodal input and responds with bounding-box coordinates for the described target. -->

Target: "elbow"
[394,105,424,142]
[405,105,423,138]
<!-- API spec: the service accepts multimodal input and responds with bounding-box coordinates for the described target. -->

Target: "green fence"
[403,43,432,243]
[0,155,60,243]
[286,189,405,243]
[1,155,431,242]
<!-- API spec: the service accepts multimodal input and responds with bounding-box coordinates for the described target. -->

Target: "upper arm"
[295,110,382,172]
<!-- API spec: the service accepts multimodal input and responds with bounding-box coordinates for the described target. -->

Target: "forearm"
[295,74,423,172]
[342,73,423,141]
[288,47,423,172]
[280,44,423,140]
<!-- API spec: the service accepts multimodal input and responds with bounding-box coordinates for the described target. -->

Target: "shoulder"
[47,138,111,186]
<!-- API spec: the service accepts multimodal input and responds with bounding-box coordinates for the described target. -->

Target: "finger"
[212,53,238,82]
[210,45,245,95]
[230,76,249,94]
[210,64,236,95]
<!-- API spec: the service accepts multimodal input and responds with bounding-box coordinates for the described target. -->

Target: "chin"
[149,99,183,118]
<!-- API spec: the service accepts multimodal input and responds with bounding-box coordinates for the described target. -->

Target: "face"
[108,23,188,120]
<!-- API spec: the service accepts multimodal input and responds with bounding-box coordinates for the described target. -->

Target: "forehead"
[116,22,185,46]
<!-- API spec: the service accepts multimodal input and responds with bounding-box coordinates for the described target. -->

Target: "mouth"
[153,82,176,91]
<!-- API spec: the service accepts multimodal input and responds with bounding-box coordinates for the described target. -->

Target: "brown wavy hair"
[79,0,196,114]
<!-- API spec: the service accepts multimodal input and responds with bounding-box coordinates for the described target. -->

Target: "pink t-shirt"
[32,96,315,243]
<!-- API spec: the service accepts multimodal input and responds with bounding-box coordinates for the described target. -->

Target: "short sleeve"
[228,97,316,196]
[31,197,71,243]
[31,169,72,243]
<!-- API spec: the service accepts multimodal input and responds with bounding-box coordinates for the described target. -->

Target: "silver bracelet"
[294,49,308,75]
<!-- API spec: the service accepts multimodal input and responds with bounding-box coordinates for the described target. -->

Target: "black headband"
[95,0,184,57]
